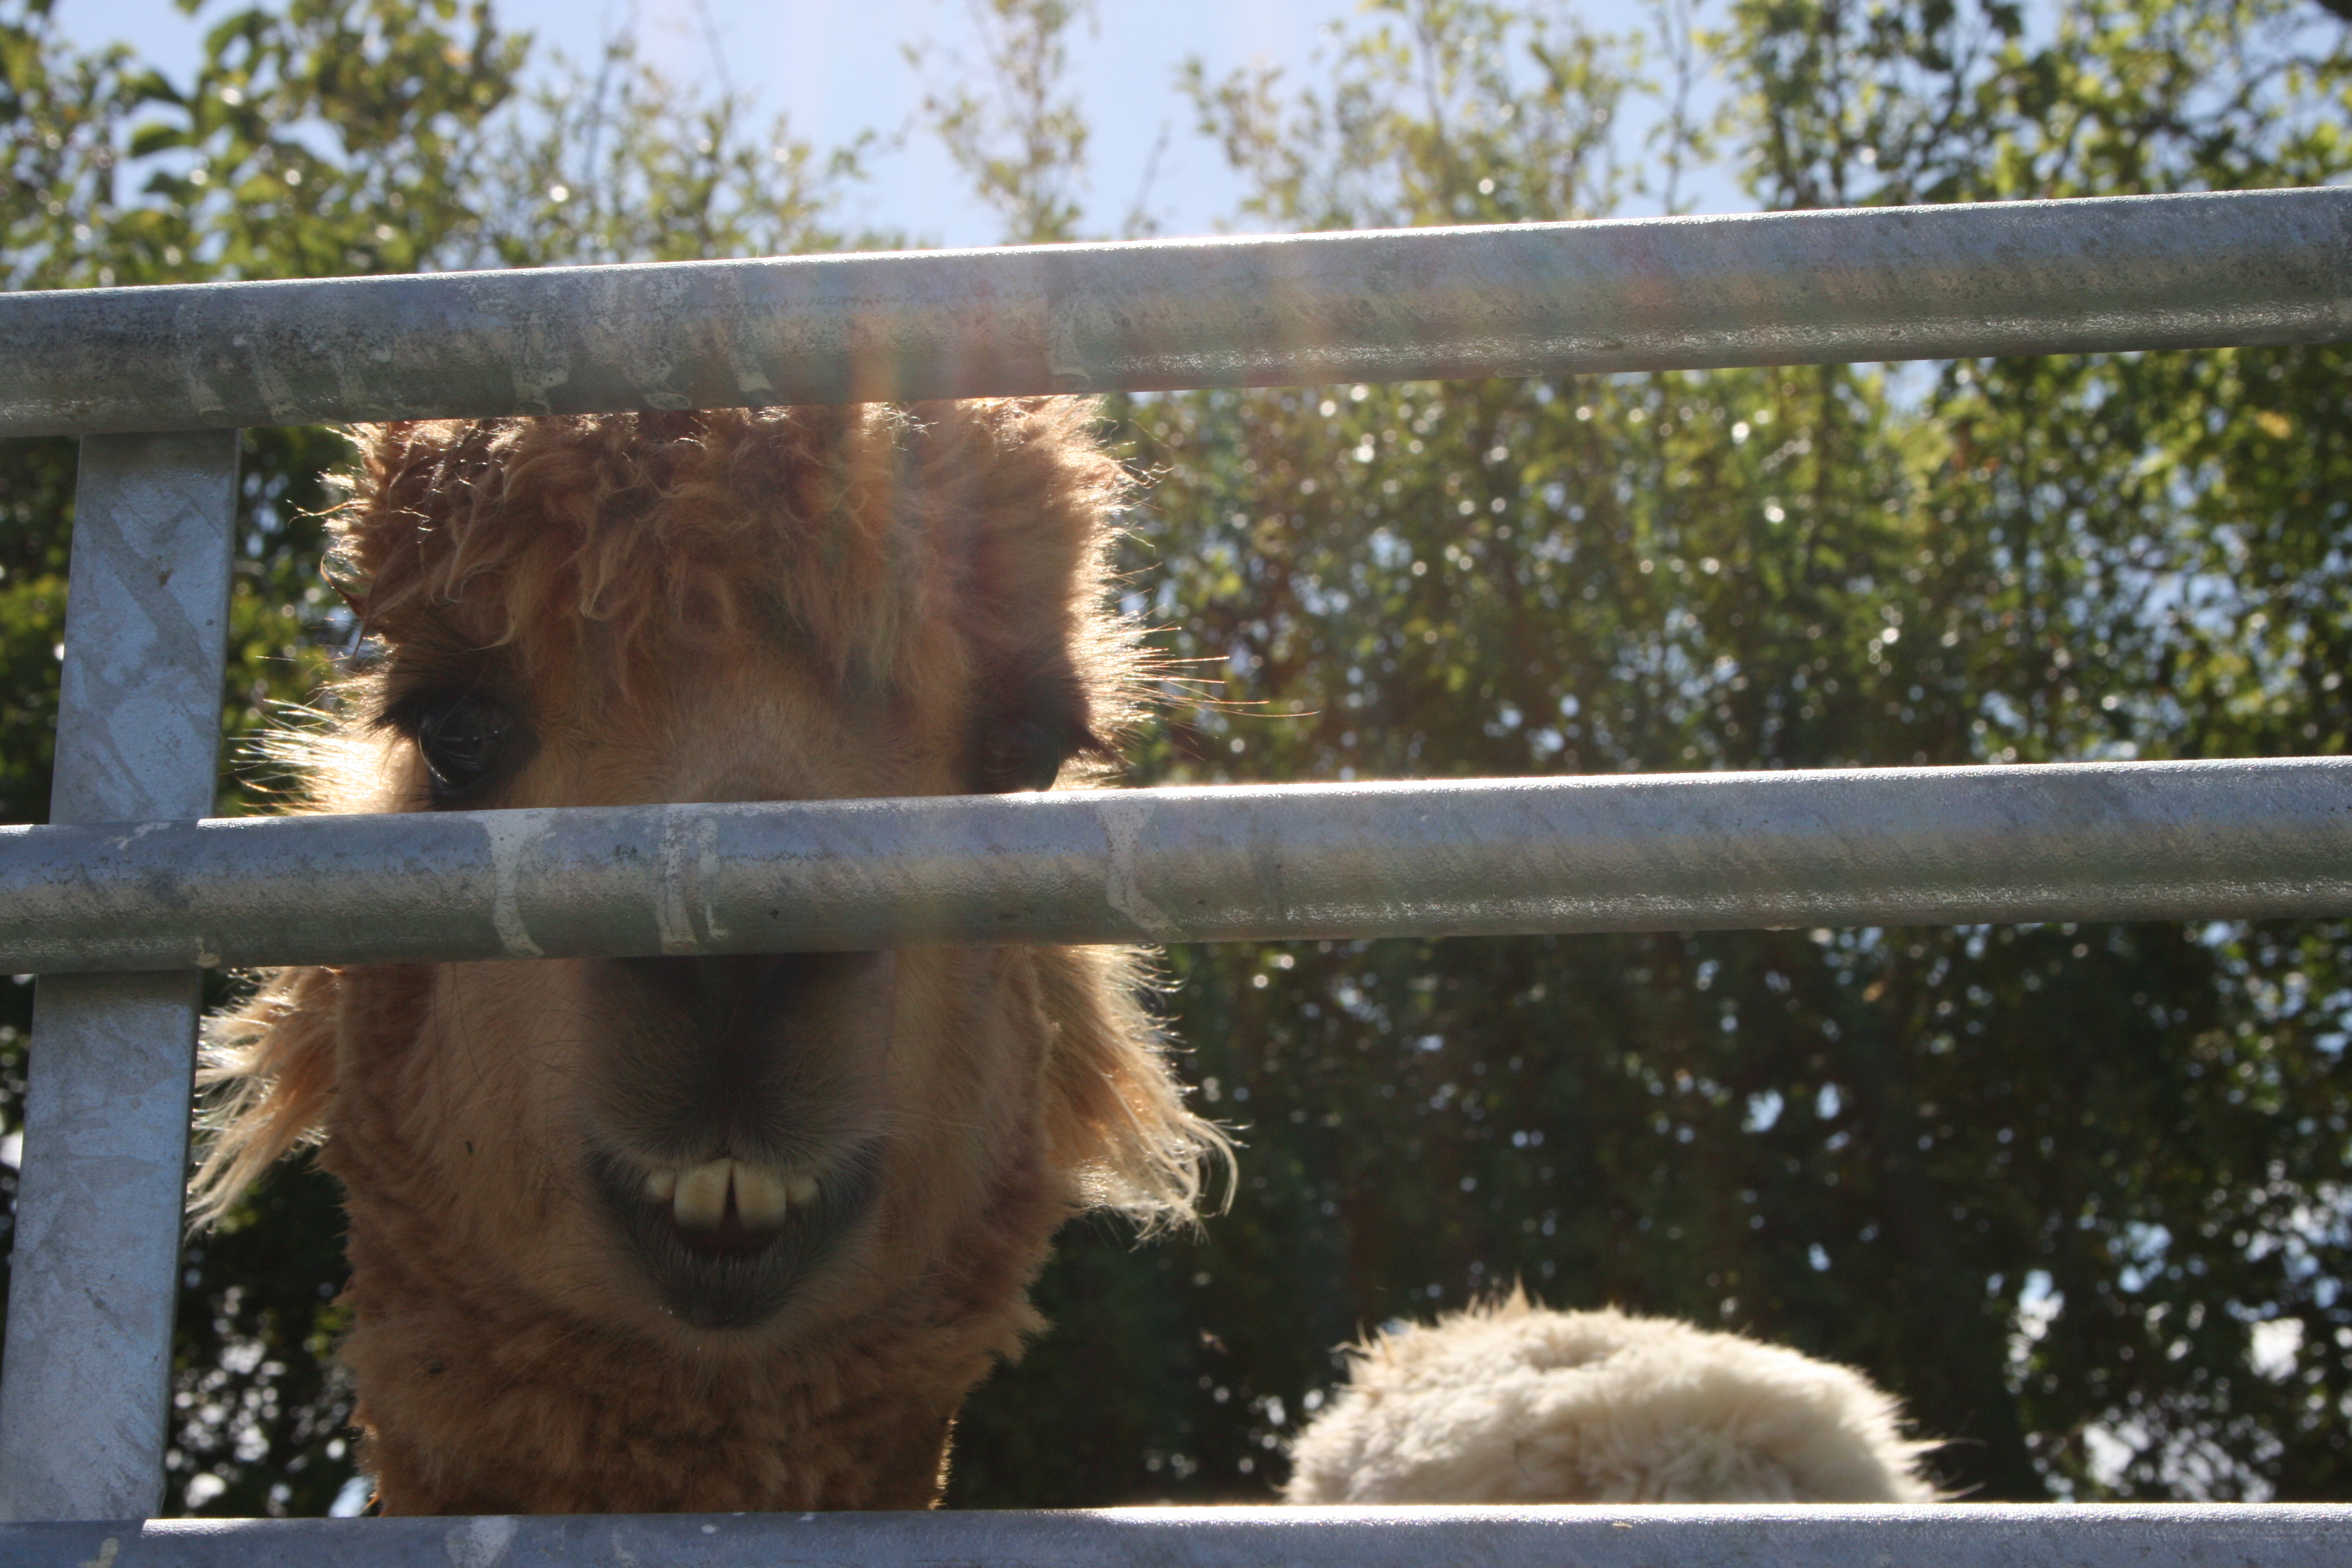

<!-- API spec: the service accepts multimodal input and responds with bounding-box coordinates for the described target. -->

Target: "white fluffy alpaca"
[1283,1292,1938,1504]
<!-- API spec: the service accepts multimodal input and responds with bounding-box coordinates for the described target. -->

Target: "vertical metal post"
[0,433,240,1521]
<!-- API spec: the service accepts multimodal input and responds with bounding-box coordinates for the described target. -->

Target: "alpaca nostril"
[606,953,808,1030]
[686,954,795,1023]
[586,949,895,1181]
[605,952,884,1027]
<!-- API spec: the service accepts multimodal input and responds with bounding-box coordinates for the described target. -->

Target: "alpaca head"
[197,402,1221,1512]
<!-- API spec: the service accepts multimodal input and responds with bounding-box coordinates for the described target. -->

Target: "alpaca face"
[358,570,1074,1342]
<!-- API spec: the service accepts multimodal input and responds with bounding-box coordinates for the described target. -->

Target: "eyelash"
[383,688,520,806]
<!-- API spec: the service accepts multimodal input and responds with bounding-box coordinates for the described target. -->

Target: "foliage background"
[4,0,2351,1514]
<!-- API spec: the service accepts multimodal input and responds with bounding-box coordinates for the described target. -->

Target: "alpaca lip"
[589,1141,884,1330]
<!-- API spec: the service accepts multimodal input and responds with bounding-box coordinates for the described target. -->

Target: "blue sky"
[63,1,1385,246]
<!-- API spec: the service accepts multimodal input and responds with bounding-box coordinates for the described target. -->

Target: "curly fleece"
[1284,1292,1939,1504]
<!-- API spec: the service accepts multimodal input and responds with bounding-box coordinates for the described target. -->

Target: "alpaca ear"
[189,967,342,1229]
[1030,948,1229,1230]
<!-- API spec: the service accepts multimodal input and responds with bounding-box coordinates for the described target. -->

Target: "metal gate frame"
[1,187,2348,1561]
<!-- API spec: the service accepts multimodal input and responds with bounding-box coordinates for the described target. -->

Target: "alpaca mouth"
[590,1142,883,1330]
[644,1157,818,1243]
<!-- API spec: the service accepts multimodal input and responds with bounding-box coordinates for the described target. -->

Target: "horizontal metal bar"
[2,188,2345,438]
[2,758,2348,973]
[0,1504,2345,1568]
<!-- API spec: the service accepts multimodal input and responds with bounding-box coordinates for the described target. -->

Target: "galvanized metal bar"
[1,187,2345,438]
[0,1503,2345,1568]
[0,433,239,1521]
[1,757,2346,974]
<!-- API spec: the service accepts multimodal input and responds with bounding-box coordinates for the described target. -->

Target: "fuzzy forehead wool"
[338,399,1131,697]
[1283,1293,1939,1504]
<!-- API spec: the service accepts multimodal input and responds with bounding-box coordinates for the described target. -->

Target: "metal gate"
[0,188,2348,1563]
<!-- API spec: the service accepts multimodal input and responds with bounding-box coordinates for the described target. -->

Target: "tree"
[911,0,1096,244]
[950,0,2352,1506]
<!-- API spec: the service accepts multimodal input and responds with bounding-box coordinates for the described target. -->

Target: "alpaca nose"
[584,949,895,1165]
[616,953,826,1030]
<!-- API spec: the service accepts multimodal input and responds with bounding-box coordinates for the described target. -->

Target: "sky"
[60,0,1395,248]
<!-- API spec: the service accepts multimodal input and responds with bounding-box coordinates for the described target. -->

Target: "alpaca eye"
[414,695,515,799]
[977,716,1068,793]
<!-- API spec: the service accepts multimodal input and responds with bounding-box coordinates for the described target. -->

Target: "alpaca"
[193,400,1226,1515]
[1284,1292,1938,1504]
